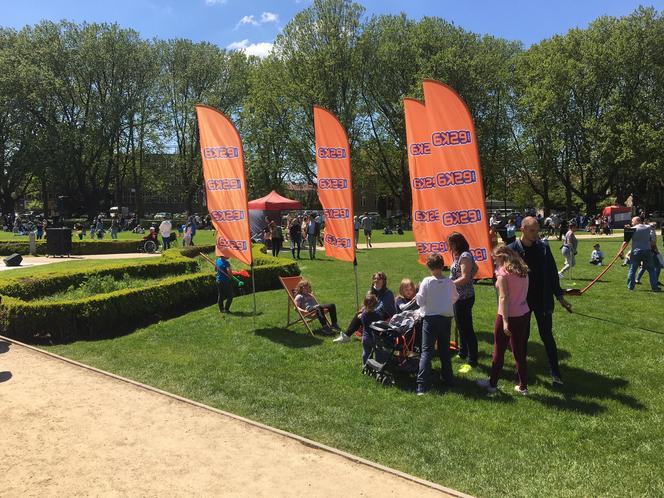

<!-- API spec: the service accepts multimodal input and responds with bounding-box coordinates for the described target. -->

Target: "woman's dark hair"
[372,271,387,288]
[447,232,470,255]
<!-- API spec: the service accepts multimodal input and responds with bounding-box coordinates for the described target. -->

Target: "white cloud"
[235,11,279,29]
[245,42,273,57]
[205,0,227,5]
[227,40,273,58]
[236,15,259,28]
[260,11,279,23]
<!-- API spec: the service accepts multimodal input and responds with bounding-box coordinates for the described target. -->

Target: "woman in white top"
[559,222,578,279]
[415,253,459,395]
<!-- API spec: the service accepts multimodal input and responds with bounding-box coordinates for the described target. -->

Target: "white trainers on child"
[333,333,350,344]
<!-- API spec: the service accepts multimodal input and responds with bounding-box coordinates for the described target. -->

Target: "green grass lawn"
[37,239,664,497]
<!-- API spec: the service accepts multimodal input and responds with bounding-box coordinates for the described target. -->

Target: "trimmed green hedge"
[0,252,197,300]
[175,244,216,258]
[0,244,300,342]
[0,239,141,256]
[0,273,216,342]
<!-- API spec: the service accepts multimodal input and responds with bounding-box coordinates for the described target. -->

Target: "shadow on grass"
[475,331,645,414]
[255,327,324,348]
[385,365,516,403]
[227,310,263,317]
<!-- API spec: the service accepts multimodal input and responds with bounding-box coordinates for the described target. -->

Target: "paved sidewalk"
[0,339,466,497]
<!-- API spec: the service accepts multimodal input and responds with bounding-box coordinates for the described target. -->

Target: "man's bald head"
[520,216,540,245]
[521,216,539,230]
[632,216,642,226]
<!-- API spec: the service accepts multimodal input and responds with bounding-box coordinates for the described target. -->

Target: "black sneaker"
[319,326,335,336]
[552,375,564,386]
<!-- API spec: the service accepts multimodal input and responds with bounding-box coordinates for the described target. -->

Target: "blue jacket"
[508,238,563,313]
[371,287,396,319]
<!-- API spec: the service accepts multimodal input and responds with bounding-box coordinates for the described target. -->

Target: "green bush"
[0,273,217,342]
[0,252,197,300]
[0,243,300,343]
[41,273,158,301]
[172,244,216,258]
[0,239,141,256]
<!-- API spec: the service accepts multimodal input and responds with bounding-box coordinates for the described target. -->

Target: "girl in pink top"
[477,246,531,395]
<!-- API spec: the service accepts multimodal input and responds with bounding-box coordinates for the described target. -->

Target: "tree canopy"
[1,1,663,217]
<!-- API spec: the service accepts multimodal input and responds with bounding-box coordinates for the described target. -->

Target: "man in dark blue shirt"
[508,216,573,386]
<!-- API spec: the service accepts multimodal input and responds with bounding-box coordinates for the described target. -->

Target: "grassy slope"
[42,239,664,497]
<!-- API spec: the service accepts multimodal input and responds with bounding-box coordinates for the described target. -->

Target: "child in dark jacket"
[360,293,381,366]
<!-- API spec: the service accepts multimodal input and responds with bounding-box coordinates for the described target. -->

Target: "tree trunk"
[1,196,15,216]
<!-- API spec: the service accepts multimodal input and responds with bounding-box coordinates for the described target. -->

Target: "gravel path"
[0,338,466,497]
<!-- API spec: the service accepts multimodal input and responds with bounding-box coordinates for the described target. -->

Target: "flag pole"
[251,261,257,323]
[353,258,359,311]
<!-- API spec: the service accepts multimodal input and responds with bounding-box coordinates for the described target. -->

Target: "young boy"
[360,293,381,366]
[415,253,459,395]
[590,243,604,266]
[215,254,233,313]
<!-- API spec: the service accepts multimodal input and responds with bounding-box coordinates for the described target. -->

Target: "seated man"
[293,279,340,335]
[142,227,160,250]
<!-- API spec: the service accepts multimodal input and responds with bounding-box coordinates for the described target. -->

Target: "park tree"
[11,21,161,216]
[269,0,366,184]
[158,39,250,212]
[0,28,38,215]
[241,56,296,197]
[516,7,664,215]
[356,13,419,213]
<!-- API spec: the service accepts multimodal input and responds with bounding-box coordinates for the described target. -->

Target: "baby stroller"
[362,303,421,386]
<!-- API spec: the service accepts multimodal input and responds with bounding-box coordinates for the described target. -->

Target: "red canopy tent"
[601,205,632,228]
[248,190,302,211]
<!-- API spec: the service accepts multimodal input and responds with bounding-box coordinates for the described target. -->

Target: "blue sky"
[2,0,663,56]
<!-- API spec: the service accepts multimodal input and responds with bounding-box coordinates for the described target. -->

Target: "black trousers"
[527,309,561,378]
[315,303,337,327]
[272,238,283,257]
[217,280,233,312]
[454,296,478,365]
[345,314,363,336]
[290,236,301,258]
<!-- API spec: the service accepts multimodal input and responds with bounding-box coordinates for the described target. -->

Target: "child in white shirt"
[415,253,459,395]
[590,244,604,265]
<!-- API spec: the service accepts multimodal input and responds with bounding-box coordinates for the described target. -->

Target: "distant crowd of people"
[260,211,382,260]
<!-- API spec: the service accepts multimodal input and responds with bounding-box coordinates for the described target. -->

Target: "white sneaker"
[333,333,350,344]
[514,385,529,395]
[476,378,497,393]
